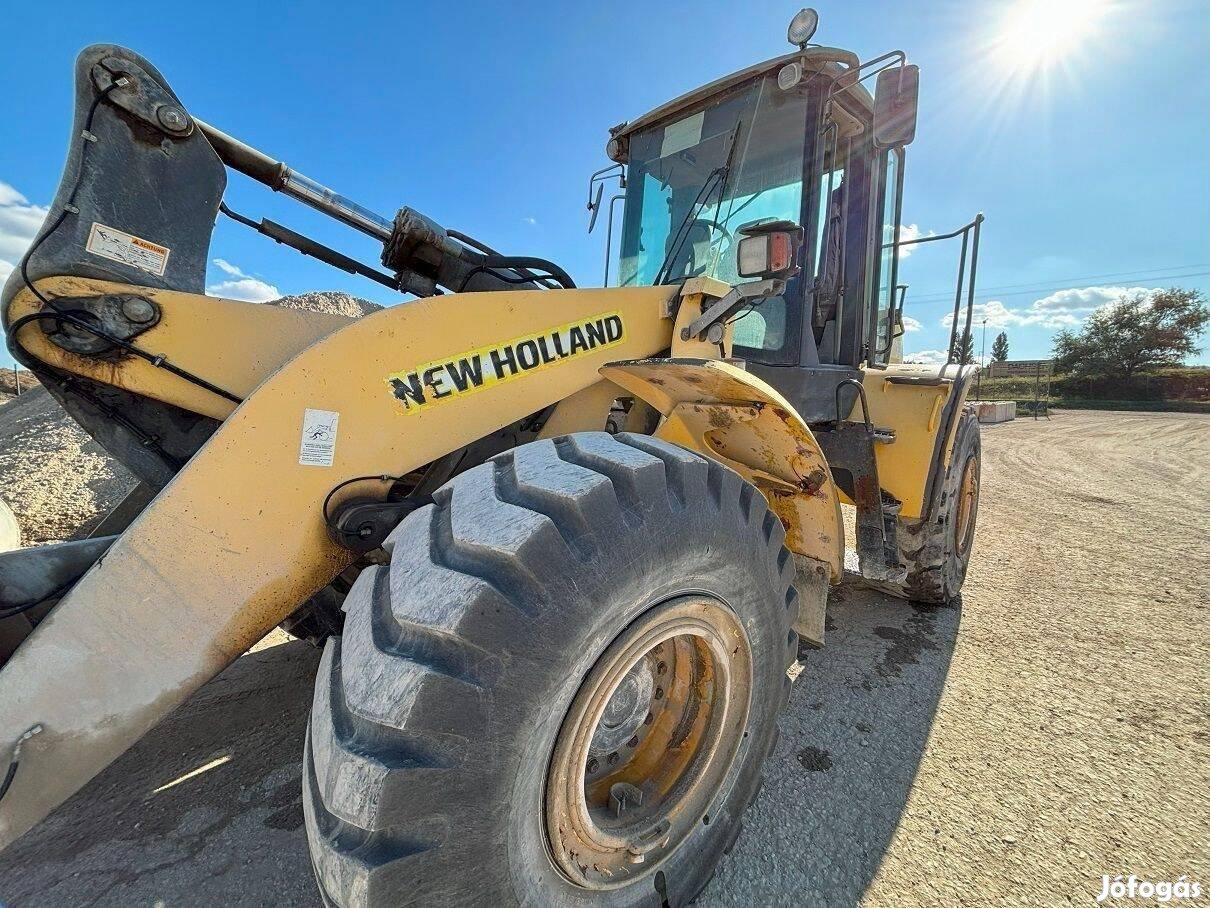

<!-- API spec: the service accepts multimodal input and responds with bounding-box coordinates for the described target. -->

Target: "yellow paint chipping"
[601,358,843,579]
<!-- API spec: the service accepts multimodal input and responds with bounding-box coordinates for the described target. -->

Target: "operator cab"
[597,10,917,422]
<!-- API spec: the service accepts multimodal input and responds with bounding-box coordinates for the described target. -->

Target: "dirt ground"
[0,410,1205,906]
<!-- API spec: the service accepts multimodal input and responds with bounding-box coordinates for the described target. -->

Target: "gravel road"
[0,410,1205,906]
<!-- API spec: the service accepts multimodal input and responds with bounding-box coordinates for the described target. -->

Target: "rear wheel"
[870,408,981,603]
[303,431,798,906]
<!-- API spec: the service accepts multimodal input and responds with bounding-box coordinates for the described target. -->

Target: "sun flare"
[992,0,1111,75]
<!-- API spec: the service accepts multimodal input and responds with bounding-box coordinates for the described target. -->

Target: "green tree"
[991,331,1009,362]
[1052,288,1208,379]
[950,331,974,365]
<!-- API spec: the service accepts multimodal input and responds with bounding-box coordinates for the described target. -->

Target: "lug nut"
[586,758,599,773]
[644,712,654,725]
[656,661,668,676]
[654,687,664,700]
[607,752,620,765]
[627,735,639,748]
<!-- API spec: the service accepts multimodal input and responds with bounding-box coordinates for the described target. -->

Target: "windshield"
[618,75,808,291]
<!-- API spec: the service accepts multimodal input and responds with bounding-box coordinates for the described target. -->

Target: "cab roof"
[608,46,875,159]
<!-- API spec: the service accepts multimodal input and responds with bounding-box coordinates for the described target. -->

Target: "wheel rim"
[954,454,979,556]
[545,597,753,890]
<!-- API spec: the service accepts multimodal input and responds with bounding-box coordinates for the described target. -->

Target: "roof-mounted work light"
[787,8,819,48]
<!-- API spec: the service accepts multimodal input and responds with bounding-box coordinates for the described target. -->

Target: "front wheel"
[303,432,799,906]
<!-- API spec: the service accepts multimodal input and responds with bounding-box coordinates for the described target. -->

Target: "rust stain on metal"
[800,469,828,496]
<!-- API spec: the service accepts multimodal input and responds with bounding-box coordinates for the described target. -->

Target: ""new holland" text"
[386,312,625,412]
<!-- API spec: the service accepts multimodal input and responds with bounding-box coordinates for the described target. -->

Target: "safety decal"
[299,408,340,467]
[85,222,171,276]
[386,311,625,413]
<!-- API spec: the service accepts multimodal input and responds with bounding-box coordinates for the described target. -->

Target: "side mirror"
[736,220,803,280]
[873,64,919,148]
[891,284,908,339]
[587,182,605,233]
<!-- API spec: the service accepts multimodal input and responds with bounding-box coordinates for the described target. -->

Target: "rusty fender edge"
[601,357,844,641]
[0,284,673,850]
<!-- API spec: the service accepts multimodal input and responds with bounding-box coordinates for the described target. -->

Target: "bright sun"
[991,0,1111,75]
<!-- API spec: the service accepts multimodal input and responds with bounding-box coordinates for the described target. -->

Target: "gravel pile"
[0,387,135,545]
[0,291,381,546]
[269,291,382,319]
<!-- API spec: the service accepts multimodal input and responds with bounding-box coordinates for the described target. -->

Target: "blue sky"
[1,0,1207,369]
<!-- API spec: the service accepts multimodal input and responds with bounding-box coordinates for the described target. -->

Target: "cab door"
[745,85,879,422]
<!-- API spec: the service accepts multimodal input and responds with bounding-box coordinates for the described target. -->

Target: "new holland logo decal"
[386,311,625,413]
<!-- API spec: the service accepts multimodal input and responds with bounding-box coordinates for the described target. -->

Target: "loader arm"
[0,284,674,849]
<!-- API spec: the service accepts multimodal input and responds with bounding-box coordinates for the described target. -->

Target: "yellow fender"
[601,357,844,581]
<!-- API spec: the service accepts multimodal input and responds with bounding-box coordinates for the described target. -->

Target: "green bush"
[977,367,1209,403]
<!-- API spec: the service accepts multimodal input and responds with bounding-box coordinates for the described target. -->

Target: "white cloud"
[897,223,934,259]
[940,286,1154,332]
[1029,285,1149,314]
[213,258,245,278]
[208,278,281,302]
[0,182,30,207]
[903,347,990,367]
[0,181,49,282]
[903,348,949,365]
[521,216,537,226]
[901,314,922,332]
[940,299,1068,330]
[206,258,279,302]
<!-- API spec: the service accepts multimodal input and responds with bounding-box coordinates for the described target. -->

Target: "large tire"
[303,431,798,907]
[871,408,981,603]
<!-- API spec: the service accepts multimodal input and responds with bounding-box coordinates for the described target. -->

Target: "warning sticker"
[85,222,171,276]
[299,409,340,467]
[660,111,704,158]
[385,310,625,415]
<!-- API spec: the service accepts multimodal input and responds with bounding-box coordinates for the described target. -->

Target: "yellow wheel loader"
[0,9,984,904]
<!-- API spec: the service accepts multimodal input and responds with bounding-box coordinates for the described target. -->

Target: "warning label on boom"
[385,311,625,414]
[85,222,171,276]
